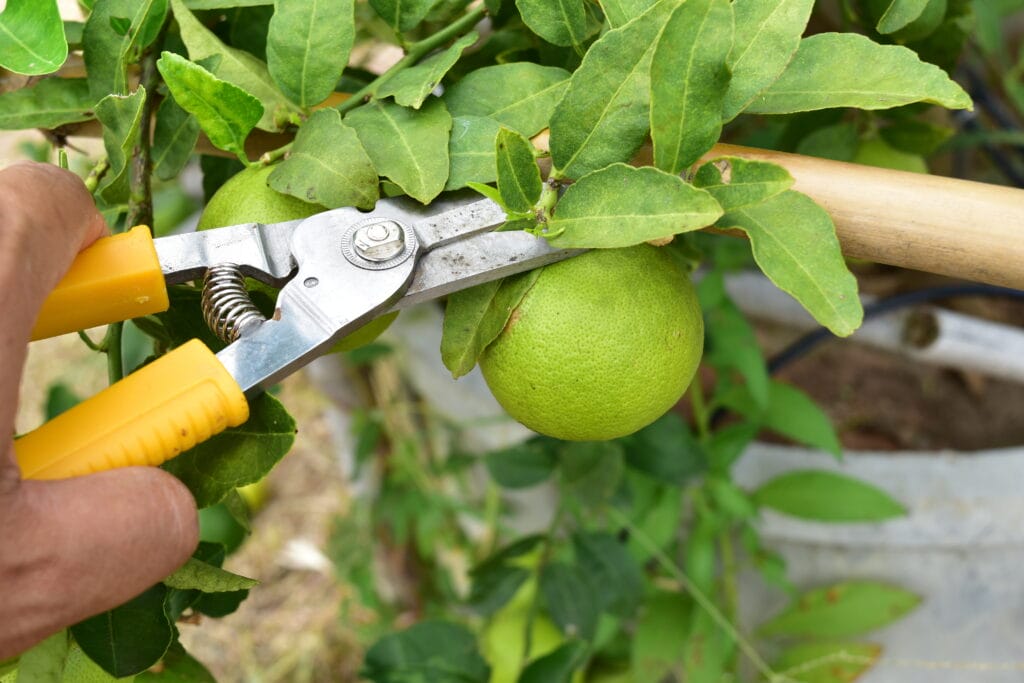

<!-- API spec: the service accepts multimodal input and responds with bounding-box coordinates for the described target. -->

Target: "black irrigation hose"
[953,109,1024,188]
[956,66,1024,187]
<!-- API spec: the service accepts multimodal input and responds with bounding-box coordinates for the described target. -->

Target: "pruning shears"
[17,192,576,480]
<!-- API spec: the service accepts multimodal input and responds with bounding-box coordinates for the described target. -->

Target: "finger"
[0,467,198,659]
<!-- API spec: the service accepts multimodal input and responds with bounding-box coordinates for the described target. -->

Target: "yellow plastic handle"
[31,226,170,340]
[14,340,249,480]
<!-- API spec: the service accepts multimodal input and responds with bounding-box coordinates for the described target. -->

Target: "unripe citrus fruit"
[479,245,703,441]
[197,164,396,350]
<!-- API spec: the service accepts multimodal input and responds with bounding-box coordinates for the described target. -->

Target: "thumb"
[0,467,198,659]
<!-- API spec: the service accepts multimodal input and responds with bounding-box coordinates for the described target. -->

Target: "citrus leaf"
[599,0,658,27]
[516,0,588,49]
[683,610,734,682]
[377,32,478,109]
[157,51,263,164]
[560,442,625,510]
[162,392,296,508]
[719,380,841,456]
[632,592,691,681]
[795,123,859,162]
[496,127,542,214]
[0,0,66,75]
[170,0,296,131]
[693,157,794,216]
[468,536,543,615]
[446,115,501,190]
[773,641,881,683]
[573,531,643,616]
[267,0,354,108]
[368,0,435,32]
[723,0,814,121]
[876,0,930,33]
[163,557,259,592]
[268,108,378,209]
[650,0,733,174]
[95,86,147,204]
[879,119,953,156]
[620,413,705,486]
[136,643,217,682]
[546,164,722,249]
[746,33,973,114]
[83,0,167,100]
[540,563,600,640]
[345,99,451,204]
[441,270,540,378]
[184,0,272,6]
[362,621,490,683]
[759,581,921,639]
[752,470,907,522]
[549,0,677,179]
[15,630,68,683]
[152,93,200,181]
[517,641,588,683]
[720,190,862,337]
[484,440,557,489]
[0,78,95,130]
[443,63,570,137]
[71,585,174,678]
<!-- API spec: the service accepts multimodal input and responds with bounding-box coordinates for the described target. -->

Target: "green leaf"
[682,611,734,682]
[549,0,676,179]
[362,621,490,683]
[759,581,921,639]
[163,557,259,592]
[446,115,502,190]
[15,630,68,683]
[720,380,841,456]
[267,0,354,108]
[44,383,82,420]
[619,413,704,486]
[193,589,249,617]
[443,63,570,137]
[876,0,931,33]
[184,0,272,6]
[573,531,643,616]
[95,86,147,204]
[377,32,478,109]
[152,93,201,181]
[137,643,217,682]
[170,0,296,131]
[83,0,168,100]
[723,0,814,120]
[795,123,859,162]
[157,51,263,164]
[599,0,658,28]
[0,78,95,130]
[752,470,906,522]
[745,33,973,115]
[649,0,733,173]
[71,585,174,678]
[162,392,296,508]
[879,119,953,156]
[773,641,881,683]
[345,99,452,204]
[719,190,862,337]
[546,164,722,249]
[692,157,794,212]
[268,108,378,209]
[516,0,588,49]
[368,0,436,32]
[441,268,540,377]
[560,441,625,510]
[540,563,601,640]
[0,0,67,75]
[516,641,588,683]
[468,536,543,615]
[632,592,691,681]
[496,127,542,213]
[706,421,758,474]
[485,440,558,489]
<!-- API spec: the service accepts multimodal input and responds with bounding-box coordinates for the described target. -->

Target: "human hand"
[0,162,198,659]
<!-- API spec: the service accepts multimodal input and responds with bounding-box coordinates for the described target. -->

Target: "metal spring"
[201,264,266,343]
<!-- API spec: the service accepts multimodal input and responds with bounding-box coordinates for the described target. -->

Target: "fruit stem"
[84,156,109,195]
[104,322,125,384]
[689,381,710,440]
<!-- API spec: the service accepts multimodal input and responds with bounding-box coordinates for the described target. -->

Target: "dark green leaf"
[692,157,794,212]
[540,563,601,640]
[619,413,704,486]
[443,63,570,137]
[560,441,625,509]
[446,115,502,190]
[84,0,168,100]
[719,190,862,337]
[705,421,758,474]
[71,585,174,678]
[697,271,768,407]
[362,621,490,683]
[719,380,841,456]
[649,0,732,173]
[468,536,544,615]
[795,123,859,162]
[759,581,921,639]
[163,558,259,592]
[267,0,354,108]
[369,0,436,32]
[268,108,378,209]
[485,440,558,489]
[0,78,95,130]
[0,0,67,75]
[516,641,588,683]
[95,86,147,204]
[772,641,880,683]
[752,470,906,522]
[496,127,542,213]
[377,32,478,109]
[599,0,658,27]
[136,643,217,682]
[546,164,722,248]
[723,0,814,120]
[746,33,972,115]
[879,119,953,156]
[549,0,676,179]
[573,532,643,616]
[876,0,942,37]
[157,51,263,164]
[632,592,691,681]
[44,383,81,420]
[152,93,200,181]
[162,392,296,508]
[192,589,249,617]
[516,0,588,49]
[345,99,452,204]
[15,630,68,683]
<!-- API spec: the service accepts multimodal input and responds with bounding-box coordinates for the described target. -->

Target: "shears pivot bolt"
[353,220,406,262]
